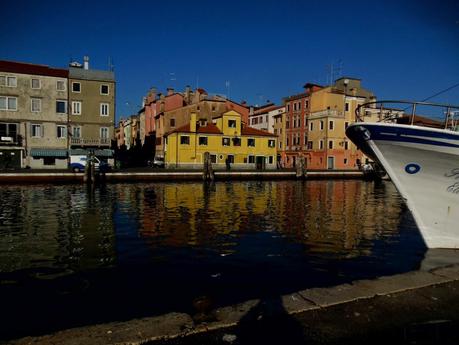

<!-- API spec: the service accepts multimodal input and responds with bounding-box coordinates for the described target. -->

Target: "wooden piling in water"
[296,156,307,179]
[202,152,215,182]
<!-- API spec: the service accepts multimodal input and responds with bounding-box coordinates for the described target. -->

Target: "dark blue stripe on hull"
[346,124,459,150]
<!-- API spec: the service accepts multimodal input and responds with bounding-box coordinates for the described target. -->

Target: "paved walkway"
[10,265,459,345]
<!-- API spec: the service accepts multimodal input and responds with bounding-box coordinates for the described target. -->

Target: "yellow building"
[273,110,286,167]
[165,110,277,170]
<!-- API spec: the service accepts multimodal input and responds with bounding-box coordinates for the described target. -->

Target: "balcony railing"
[0,134,22,146]
[71,138,111,146]
[309,109,344,119]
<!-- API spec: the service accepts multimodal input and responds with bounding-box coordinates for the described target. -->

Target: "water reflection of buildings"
[275,181,403,256]
[137,181,404,258]
[0,186,116,274]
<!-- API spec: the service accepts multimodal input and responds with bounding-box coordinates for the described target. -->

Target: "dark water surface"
[0,180,426,340]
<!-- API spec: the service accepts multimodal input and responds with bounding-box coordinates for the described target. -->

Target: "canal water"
[0,180,427,340]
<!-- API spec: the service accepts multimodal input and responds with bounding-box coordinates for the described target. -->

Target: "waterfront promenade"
[0,168,363,183]
[10,263,459,345]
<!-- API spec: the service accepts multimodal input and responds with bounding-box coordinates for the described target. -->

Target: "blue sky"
[1,0,458,120]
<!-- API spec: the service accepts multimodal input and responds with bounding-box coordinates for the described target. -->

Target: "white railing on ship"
[355,100,459,131]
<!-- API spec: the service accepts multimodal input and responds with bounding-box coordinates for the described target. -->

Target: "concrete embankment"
[10,264,459,345]
[0,170,363,184]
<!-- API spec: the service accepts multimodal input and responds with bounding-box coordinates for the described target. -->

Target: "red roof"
[241,127,276,137]
[252,104,283,115]
[166,123,223,136]
[166,123,275,137]
[0,60,68,78]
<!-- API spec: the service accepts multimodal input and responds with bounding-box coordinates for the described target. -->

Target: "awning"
[30,148,68,157]
[69,149,114,157]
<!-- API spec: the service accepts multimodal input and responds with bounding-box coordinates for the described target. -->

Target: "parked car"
[148,157,164,168]
[69,155,111,172]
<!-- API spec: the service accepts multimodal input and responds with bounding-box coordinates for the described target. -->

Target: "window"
[345,103,349,112]
[72,126,81,138]
[227,154,234,163]
[309,122,313,131]
[344,141,349,150]
[31,98,41,112]
[56,80,66,91]
[100,84,109,95]
[320,121,324,130]
[232,137,241,146]
[100,103,109,116]
[344,158,348,165]
[305,100,309,109]
[72,101,82,115]
[210,154,217,163]
[31,124,42,137]
[199,136,208,145]
[345,122,349,129]
[56,100,67,113]
[72,82,81,92]
[43,157,56,166]
[319,140,324,150]
[329,120,334,130]
[247,138,255,147]
[328,140,333,149]
[180,136,190,145]
[228,120,236,128]
[57,125,66,138]
[100,127,109,139]
[31,78,41,89]
[222,137,230,146]
[307,141,313,149]
[0,76,17,87]
[0,96,17,110]
[170,118,176,127]
[248,155,255,163]
[0,123,18,138]
[268,139,275,148]
[269,156,273,164]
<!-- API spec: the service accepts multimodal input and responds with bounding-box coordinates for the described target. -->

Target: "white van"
[69,155,104,172]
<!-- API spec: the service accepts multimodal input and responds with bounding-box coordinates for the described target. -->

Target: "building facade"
[68,57,115,162]
[306,77,375,169]
[0,60,69,169]
[164,110,277,170]
[282,83,322,168]
[248,104,285,133]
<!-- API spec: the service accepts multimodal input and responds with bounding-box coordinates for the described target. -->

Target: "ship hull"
[346,123,459,248]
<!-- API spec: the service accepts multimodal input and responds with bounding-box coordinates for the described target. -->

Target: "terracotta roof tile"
[241,127,275,137]
[165,123,223,136]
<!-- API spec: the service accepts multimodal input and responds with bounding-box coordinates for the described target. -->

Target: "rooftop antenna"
[225,81,231,100]
[108,56,114,72]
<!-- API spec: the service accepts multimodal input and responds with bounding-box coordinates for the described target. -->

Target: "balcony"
[71,138,111,146]
[309,109,344,119]
[0,134,22,146]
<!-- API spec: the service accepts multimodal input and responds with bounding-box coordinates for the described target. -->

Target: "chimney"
[167,87,174,96]
[190,113,197,132]
[185,85,191,103]
[83,56,89,70]
[148,87,157,103]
